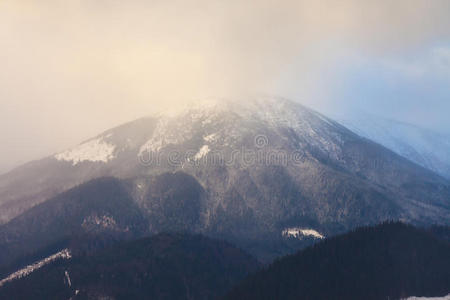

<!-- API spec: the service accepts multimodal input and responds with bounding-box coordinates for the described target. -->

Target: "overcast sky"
[1,0,449,174]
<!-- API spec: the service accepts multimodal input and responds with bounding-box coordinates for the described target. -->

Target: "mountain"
[0,177,148,269]
[336,112,450,179]
[0,233,260,300]
[0,97,449,262]
[0,116,160,224]
[0,173,313,266]
[226,222,450,300]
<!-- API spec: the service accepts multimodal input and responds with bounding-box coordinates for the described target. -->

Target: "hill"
[0,233,259,300]
[227,222,450,300]
[0,177,148,269]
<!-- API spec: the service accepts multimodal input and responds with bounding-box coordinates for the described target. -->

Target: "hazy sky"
[1,0,450,173]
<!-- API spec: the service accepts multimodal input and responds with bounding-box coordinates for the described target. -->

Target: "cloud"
[0,0,449,171]
[313,45,450,132]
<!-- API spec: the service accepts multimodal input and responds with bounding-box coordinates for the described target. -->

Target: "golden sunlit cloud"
[0,0,449,172]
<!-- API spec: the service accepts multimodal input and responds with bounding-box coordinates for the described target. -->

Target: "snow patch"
[82,214,117,230]
[403,295,450,300]
[194,145,210,160]
[55,138,116,165]
[0,249,71,288]
[139,117,193,154]
[282,228,325,239]
[204,133,219,143]
[65,270,72,287]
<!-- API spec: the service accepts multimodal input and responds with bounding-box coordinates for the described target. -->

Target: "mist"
[1,0,450,173]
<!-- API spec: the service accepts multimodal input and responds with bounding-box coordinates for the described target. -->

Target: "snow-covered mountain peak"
[136,96,345,160]
[152,96,311,122]
[155,97,229,119]
[1,96,450,240]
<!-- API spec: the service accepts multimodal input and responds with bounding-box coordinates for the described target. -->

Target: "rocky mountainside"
[0,97,449,262]
[337,112,450,179]
[227,222,450,300]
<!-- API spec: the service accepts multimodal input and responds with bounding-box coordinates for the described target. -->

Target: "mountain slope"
[0,97,449,260]
[0,233,260,300]
[226,222,450,300]
[0,172,308,264]
[337,112,450,179]
[0,117,159,224]
[0,177,148,268]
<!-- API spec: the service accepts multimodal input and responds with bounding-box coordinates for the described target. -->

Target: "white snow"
[138,100,225,155]
[282,227,325,239]
[0,249,71,288]
[312,110,335,127]
[204,133,219,143]
[194,145,210,160]
[336,112,450,178]
[139,118,170,153]
[65,270,72,287]
[403,295,450,300]
[55,138,116,165]
[139,117,194,154]
[82,214,118,230]
[137,97,346,163]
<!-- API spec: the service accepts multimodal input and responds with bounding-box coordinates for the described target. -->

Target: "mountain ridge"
[336,111,450,179]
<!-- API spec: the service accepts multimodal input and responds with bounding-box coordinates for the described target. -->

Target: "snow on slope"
[138,99,227,155]
[194,145,210,161]
[0,249,71,288]
[336,112,450,179]
[137,97,343,160]
[55,137,116,165]
[282,227,325,239]
[403,295,450,300]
